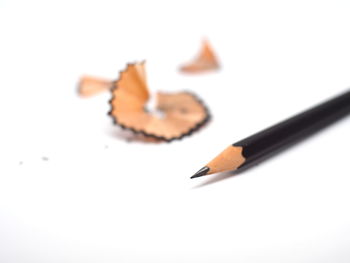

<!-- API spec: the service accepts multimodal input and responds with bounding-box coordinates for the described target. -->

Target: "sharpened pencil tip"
[191,166,210,179]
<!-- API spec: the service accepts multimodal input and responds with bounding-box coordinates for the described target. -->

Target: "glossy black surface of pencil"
[234,90,350,169]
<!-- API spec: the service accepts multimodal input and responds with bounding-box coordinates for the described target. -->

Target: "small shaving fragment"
[78,76,112,97]
[180,39,220,73]
[108,62,210,142]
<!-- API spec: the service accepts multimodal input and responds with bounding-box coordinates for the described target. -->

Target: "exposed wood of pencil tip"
[191,146,246,179]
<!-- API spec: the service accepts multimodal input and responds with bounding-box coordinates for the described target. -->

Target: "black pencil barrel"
[234,90,350,169]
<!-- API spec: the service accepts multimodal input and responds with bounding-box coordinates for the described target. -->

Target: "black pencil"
[191,89,350,179]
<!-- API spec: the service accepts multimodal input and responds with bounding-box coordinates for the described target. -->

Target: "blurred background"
[1,0,350,262]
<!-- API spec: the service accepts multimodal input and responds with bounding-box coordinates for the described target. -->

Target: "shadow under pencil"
[192,111,350,188]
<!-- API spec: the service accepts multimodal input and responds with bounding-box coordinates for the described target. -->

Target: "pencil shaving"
[109,62,210,142]
[180,39,220,73]
[78,76,112,97]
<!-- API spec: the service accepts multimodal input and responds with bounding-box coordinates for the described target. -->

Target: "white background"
[1,0,350,262]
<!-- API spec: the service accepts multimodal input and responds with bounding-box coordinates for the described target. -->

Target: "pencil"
[191,89,350,179]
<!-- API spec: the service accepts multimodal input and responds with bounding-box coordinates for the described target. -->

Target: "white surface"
[1,0,350,262]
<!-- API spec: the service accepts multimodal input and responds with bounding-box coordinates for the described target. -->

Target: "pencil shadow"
[192,170,239,188]
[192,162,263,188]
[192,121,348,189]
[193,108,350,189]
